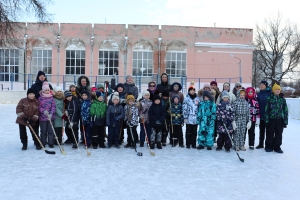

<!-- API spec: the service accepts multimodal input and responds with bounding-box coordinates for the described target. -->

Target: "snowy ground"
[0,104,300,200]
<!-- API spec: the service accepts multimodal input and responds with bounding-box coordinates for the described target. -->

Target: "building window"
[166,52,186,77]
[98,50,119,75]
[66,50,85,75]
[132,51,153,76]
[32,49,52,75]
[0,49,19,82]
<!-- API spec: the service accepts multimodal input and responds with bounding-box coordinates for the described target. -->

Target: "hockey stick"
[27,123,55,154]
[49,119,66,155]
[81,119,91,156]
[66,115,80,150]
[223,122,244,163]
[142,121,155,156]
[129,126,143,156]
[118,120,123,140]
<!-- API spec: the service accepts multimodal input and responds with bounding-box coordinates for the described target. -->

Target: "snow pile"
[282,86,296,93]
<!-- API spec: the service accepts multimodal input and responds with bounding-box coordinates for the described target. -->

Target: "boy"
[138,91,152,147]
[90,91,107,148]
[170,96,184,147]
[124,94,139,148]
[161,90,171,146]
[197,91,216,150]
[148,95,166,149]
[106,93,124,148]
[16,88,41,150]
[265,83,288,153]
[81,91,92,148]
[216,91,235,152]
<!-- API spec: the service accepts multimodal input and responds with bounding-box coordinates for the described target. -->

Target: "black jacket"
[30,74,53,99]
[148,102,166,127]
[156,73,172,93]
[66,96,80,124]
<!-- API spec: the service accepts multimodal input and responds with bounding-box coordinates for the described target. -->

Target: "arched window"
[65,38,86,75]
[132,39,153,77]
[99,40,119,75]
[166,40,187,77]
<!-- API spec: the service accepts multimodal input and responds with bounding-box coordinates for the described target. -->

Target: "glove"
[246,121,251,129]
[62,114,68,120]
[90,121,94,128]
[283,124,287,128]
[114,117,119,122]
[156,120,162,125]
[23,116,29,123]
[48,114,52,120]
[255,118,260,127]
[69,122,74,128]
[184,119,188,124]
[43,110,49,116]
[232,121,237,130]
[65,110,68,116]
[28,119,34,125]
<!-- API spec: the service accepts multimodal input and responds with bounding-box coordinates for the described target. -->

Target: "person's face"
[240,93,245,99]
[127,76,133,83]
[128,100,134,105]
[223,97,229,102]
[204,87,210,91]
[174,98,179,104]
[70,87,76,92]
[144,94,150,100]
[113,98,119,104]
[43,89,50,94]
[162,75,168,83]
[224,85,230,91]
[189,89,195,95]
[274,89,281,95]
[117,87,123,92]
[173,85,179,91]
[155,99,160,104]
[28,93,35,99]
[81,78,87,86]
[91,91,96,95]
[149,83,156,90]
[98,96,103,101]
[39,75,45,82]
[260,83,266,90]
[204,96,209,101]
[99,88,104,92]
[247,90,253,97]
[236,85,242,90]
[211,84,217,90]
[82,94,88,100]
[67,96,72,101]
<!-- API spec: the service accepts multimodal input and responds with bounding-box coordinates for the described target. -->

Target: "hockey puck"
[137,152,143,156]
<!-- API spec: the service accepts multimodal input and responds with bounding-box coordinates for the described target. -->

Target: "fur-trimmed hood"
[76,75,91,91]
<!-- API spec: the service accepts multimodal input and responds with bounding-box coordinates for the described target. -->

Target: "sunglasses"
[236,86,242,88]
[149,85,155,87]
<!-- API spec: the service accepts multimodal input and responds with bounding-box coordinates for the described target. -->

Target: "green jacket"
[265,93,288,125]
[54,97,64,127]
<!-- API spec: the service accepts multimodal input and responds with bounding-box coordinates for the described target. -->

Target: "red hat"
[210,81,217,86]
[91,87,97,91]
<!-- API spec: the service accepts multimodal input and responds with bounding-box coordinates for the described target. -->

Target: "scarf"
[40,91,52,98]
[188,93,196,100]
[71,91,77,97]
[54,92,64,100]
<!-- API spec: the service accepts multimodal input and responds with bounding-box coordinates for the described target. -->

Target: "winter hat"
[69,84,76,90]
[42,81,50,91]
[188,86,195,92]
[172,95,180,102]
[115,83,124,91]
[203,84,210,90]
[81,90,90,97]
[37,71,45,77]
[91,87,97,92]
[112,92,119,101]
[143,91,150,98]
[126,94,135,102]
[246,87,255,98]
[210,81,218,86]
[96,91,105,98]
[96,83,104,89]
[53,86,62,92]
[239,90,246,96]
[125,75,133,83]
[222,91,229,99]
[235,82,242,88]
[162,90,169,97]
[27,88,35,95]
[260,80,268,88]
[153,95,161,102]
[272,83,281,92]
[64,91,72,98]
[148,81,156,89]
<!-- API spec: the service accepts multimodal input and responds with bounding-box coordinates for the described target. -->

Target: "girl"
[90,87,97,103]
[138,91,152,147]
[216,82,236,104]
[124,94,139,148]
[53,86,64,145]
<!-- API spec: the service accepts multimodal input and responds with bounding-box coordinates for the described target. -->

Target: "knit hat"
[96,91,105,98]
[260,80,268,88]
[153,95,161,102]
[81,90,90,97]
[222,91,229,99]
[143,91,150,98]
[203,84,210,90]
[203,90,212,100]
[188,86,195,92]
[42,81,50,91]
[27,88,35,95]
[37,71,45,77]
[210,81,218,86]
[115,83,124,91]
[125,75,133,83]
[53,86,62,92]
[272,83,281,92]
[172,95,180,102]
[235,82,242,88]
[91,87,97,92]
[69,84,76,90]
[96,83,104,89]
[112,92,119,101]
[126,94,135,102]
[162,90,169,97]
[64,91,72,98]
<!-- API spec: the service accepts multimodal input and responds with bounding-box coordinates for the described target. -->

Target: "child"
[148,95,166,149]
[16,88,41,150]
[216,82,236,104]
[138,91,152,147]
[53,86,64,145]
[69,84,78,97]
[64,90,80,148]
[38,82,56,148]
[182,86,200,148]
[245,87,260,149]
[90,91,107,148]
[169,82,184,104]
[216,91,235,152]
[80,91,92,148]
[232,89,251,151]
[170,96,184,147]
[197,91,216,150]
[90,87,97,103]
[106,93,124,148]
[161,90,171,146]
[265,84,288,153]
[124,94,139,148]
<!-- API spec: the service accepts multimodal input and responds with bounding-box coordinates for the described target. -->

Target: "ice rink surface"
[0,104,299,200]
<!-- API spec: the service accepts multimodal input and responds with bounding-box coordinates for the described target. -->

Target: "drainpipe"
[124,36,128,77]
[158,37,162,77]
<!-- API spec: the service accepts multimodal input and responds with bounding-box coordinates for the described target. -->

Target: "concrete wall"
[0,91,27,103]
[286,98,300,120]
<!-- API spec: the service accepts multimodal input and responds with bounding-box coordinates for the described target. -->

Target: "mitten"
[62,115,68,120]
[23,116,29,123]
[43,110,49,116]
[65,110,69,116]
[255,118,260,127]
[28,119,34,125]
[69,122,73,128]
[232,121,237,130]
[246,121,251,129]
[48,114,52,120]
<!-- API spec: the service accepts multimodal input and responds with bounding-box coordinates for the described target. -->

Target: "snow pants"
[245,121,255,147]
[258,120,267,147]
[217,133,232,149]
[92,125,105,147]
[140,123,151,145]
[265,119,284,151]
[65,122,79,144]
[172,125,183,146]
[19,124,39,146]
[185,124,198,147]
[198,124,215,147]
[40,120,55,146]
[151,127,162,145]
[54,127,63,144]
[233,116,247,147]
[108,125,120,146]
[162,119,170,144]
[127,125,138,146]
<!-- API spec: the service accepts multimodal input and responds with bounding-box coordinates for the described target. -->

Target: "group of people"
[16,71,289,154]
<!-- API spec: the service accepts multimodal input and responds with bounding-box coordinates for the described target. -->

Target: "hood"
[236,88,246,100]
[35,71,49,84]
[76,75,91,90]
[115,83,124,91]
[202,90,214,102]
[222,82,231,92]
[160,73,169,85]
[245,87,256,99]
[171,82,182,92]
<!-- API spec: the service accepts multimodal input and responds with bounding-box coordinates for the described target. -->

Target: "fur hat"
[27,88,35,95]
[96,83,104,89]
[53,86,62,93]
[42,81,50,91]
[112,92,119,101]
[115,83,124,91]
[153,95,161,102]
[143,91,150,98]
[126,94,135,102]
[222,91,229,99]
[260,80,268,88]
[64,91,72,98]
[203,90,213,101]
[91,87,97,92]
[210,81,218,86]
[272,83,281,92]
[162,90,169,97]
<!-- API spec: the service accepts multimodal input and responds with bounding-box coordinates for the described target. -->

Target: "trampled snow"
[0,104,299,200]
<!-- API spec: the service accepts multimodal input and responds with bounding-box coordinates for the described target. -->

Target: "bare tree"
[0,0,52,47]
[254,13,300,86]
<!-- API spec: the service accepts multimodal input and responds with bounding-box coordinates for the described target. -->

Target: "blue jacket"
[171,103,183,125]
[257,87,271,120]
[81,99,91,125]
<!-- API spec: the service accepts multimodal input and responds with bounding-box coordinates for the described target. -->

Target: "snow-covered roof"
[195,42,255,50]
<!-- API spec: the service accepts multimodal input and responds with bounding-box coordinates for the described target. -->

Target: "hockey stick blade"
[45,150,56,154]
[235,151,244,162]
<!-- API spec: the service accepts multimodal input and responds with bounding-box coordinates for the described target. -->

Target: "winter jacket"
[171,103,183,125]
[216,91,236,104]
[106,104,124,127]
[169,82,184,104]
[197,100,216,131]
[65,96,80,124]
[216,101,235,134]
[245,88,260,122]
[30,74,53,99]
[138,99,152,124]
[124,82,138,99]
[81,99,91,125]
[156,73,172,93]
[214,87,221,103]
[16,97,39,126]
[198,89,216,102]
[161,98,171,120]
[38,93,56,122]
[53,95,64,128]
[124,103,139,126]
[108,91,126,106]
[90,99,107,126]
[147,88,160,101]
[265,93,288,125]
[75,75,91,99]
[257,87,272,120]
[148,102,166,127]
[182,93,200,125]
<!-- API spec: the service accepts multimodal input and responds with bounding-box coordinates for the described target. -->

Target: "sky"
[32,0,300,29]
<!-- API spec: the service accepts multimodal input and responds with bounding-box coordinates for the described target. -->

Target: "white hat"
[53,86,63,92]
[143,91,150,98]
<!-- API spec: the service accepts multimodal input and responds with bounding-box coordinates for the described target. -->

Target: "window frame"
[166,51,187,77]
[65,49,86,75]
[132,50,153,77]
[0,49,20,82]
[31,48,52,75]
[98,49,119,76]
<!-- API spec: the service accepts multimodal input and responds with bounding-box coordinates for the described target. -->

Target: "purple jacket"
[38,94,56,121]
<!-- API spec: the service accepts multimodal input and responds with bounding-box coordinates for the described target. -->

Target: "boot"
[197,145,204,150]
[140,143,144,147]
[207,146,212,150]
[72,144,78,149]
[274,148,283,153]
[256,144,264,149]
[239,146,246,151]
[150,144,155,149]
[216,146,222,151]
[22,143,27,150]
[249,146,254,150]
[225,147,230,152]
[157,143,162,149]
[124,143,132,148]
[36,145,42,150]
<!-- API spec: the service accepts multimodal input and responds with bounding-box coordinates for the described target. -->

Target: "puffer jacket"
[169,82,184,104]
[245,87,260,122]
[156,73,172,93]
[106,104,124,127]
[81,99,91,125]
[216,101,235,134]
[124,82,138,99]
[171,102,183,125]
[138,99,152,124]
[53,95,64,127]
[38,93,56,121]
[148,102,166,127]
[65,96,80,124]
[182,93,200,125]
[16,97,39,126]
[197,99,216,131]
[257,87,272,120]
[90,99,107,126]
[265,93,288,125]
[124,103,139,126]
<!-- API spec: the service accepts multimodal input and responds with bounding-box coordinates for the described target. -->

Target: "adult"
[216,82,236,104]
[197,83,216,102]
[30,71,53,99]
[169,82,184,104]
[156,73,172,94]
[232,82,242,97]
[76,75,91,98]
[147,81,159,101]
[123,75,138,99]
[210,81,221,103]
[256,80,272,149]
